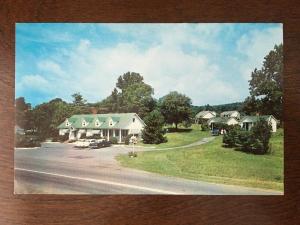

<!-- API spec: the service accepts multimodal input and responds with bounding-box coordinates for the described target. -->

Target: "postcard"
[14,23,283,195]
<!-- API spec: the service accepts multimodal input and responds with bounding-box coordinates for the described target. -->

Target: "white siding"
[270,118,277,132]
[203,113,215,119]
[126,115,144,134]
[227,118,239,126]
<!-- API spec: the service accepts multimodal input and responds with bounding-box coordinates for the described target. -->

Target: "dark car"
[211,128,220,136]
[89,139,112,149]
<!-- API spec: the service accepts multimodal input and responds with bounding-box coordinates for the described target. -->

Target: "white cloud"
[39,33,239,105]
[236,26,283,80]
[38,60,64,76]
[17,24,283,106]
[17,74,51,93]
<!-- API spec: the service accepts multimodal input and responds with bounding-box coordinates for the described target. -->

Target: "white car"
[75,139,95,148]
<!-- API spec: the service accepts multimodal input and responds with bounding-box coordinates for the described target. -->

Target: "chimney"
[90,107,98,114]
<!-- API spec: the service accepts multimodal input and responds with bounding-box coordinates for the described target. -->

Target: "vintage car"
[89,139,112,149]
[74,139,95,148]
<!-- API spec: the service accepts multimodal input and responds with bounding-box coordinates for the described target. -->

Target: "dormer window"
[82,120,87,127]
[109,118,114,126]
[95,120,101,127]
[66,120,70,126]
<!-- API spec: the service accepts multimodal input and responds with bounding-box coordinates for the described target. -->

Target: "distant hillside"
[192,102,243,116]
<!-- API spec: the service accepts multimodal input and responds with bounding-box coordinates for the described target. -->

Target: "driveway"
[15,141,282,195]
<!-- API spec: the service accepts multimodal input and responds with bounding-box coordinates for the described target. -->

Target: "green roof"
[240,115,274,123]
[209,117,235,123]
[57,113,144,130]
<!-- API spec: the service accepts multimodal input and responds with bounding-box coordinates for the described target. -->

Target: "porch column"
[119,129,122,143]
[68,130,72,140]
[113,129,116,137]
[100,130,103,137]
[107,129,110,141]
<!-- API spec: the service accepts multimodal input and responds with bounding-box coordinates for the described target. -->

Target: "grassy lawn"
[117,129,284,191]
[137,124,210,149]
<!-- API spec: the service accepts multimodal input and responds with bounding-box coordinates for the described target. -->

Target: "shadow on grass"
[222,144,269,155]
[165,128,192,133]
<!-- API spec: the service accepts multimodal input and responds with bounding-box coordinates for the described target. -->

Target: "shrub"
[223,125,241,147]
[182,119,192,128]
[237,130,254,152]
[53,134,69,142]
[201,123,209,131]
[128,151,137,157]
[110,137,118,144]
[124,134,134,145]
[251,119,272,154]
[15,134,41,148]
[222,120,272,155]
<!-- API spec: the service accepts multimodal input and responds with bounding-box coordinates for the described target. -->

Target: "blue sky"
[16,23,283,106]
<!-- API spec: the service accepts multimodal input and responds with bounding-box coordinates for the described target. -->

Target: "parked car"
[75,139,95,148]
[89,139,112,149]
[211,128,220,136]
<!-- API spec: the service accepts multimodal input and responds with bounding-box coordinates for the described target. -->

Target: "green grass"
[138,124,210,149]
[117,128,284,191]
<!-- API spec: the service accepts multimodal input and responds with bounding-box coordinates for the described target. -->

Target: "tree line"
[16,72,193,143]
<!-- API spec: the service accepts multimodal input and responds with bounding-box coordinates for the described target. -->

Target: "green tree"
[100,72,156,118]
[122,83,155,118]
[31,98,74,140]
[101,88,122,112]
[251,119,272,154]
[72,92,87,106]
[142,110,167,144]
[159,91,192,130]
[243,44,283,119]
[15,97,32,129]
[71,93,89,114]
[116,72,144,90]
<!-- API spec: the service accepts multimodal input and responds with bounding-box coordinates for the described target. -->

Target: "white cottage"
[58,113,145,143]
[239,115,278,132]
[195,111,216,123]
[207,117,239,129]
[220,111,240,119]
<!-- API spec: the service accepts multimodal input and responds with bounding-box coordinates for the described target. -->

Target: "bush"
[110,137,118,144]
[128,151,137,157]
[53,134,69,142]
[201,123,209,131]
[237,130,254,152]
[223,119,272,155]
[124,134,134,145]
[251,119,272,154]
[223,125,241,148]
[15,134,41,148]
[182,119,192,128]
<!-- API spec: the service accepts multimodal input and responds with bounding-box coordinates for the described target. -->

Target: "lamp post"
[130,135,138,154]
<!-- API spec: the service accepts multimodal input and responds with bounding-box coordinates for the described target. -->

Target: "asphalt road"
[14,142,282,195]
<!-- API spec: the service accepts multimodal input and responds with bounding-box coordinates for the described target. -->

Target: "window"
[66,121,70,126]
[82,121,87,127]
[95,120,100,127]
[133,118,135,122]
